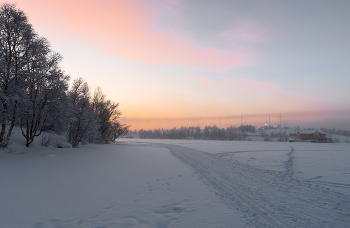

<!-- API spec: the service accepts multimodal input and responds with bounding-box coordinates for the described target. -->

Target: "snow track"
[279,147,295,182]
[158,143,350,228]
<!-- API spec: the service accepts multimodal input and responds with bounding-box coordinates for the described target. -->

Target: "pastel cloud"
[186,74,279,91]
[220,20,269,45]
[260,92,328,114]
[186,74,215,84]
[224,79,279,91]
[147,0,186,22]
[185,74,329,115]
[17,0,248,70]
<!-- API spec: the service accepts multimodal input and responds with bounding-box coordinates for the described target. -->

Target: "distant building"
[297,130,331,142]
[288,133,298,142]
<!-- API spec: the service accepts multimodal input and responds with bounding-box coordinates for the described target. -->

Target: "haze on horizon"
[12,0,350,130]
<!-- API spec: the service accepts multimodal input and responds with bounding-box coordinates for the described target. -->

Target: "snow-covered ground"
[1,131,350,227]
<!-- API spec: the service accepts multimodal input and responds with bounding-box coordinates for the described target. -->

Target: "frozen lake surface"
[1,138,349,227]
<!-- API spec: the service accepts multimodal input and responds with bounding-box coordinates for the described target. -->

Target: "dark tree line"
[0,3,128,148]
[320,128,350,137]
[139,125,256,141]
[259,131,289,141]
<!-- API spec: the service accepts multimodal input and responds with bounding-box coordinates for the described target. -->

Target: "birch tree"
[67,78,98,147]
[19,36,69,146]
[0,3,33,147]
[91,87,121,143]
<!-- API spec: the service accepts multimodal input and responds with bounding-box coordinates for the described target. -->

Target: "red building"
[297,130,327,142]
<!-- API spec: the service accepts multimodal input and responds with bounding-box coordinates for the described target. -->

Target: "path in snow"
[151,142,350,228]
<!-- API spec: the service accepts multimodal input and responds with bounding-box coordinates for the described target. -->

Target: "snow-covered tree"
[18,36,69,146]
[0,3,33,147]
[91,87,122,143]
[110,121,129,142]
[0,4,127,147]
[67,78,98,147]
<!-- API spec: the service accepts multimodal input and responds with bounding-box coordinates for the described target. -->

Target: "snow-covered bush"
[53,141,72,148]
[39,134,54,147]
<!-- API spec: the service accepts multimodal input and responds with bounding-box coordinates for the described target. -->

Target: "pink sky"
[16,0,247,69]
[13,0,350,130]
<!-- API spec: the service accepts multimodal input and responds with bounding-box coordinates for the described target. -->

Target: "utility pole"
[284,121,287,141]
[279,114,282,141]
[280,114,281,129]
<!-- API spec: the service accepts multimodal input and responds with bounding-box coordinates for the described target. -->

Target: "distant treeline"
[320,128,350,136]
[138,125,256,140]
[137,126,350,141]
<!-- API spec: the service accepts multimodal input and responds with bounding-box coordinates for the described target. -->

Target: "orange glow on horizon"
[120,109,340,130]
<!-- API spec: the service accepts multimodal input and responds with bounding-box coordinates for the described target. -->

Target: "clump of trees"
[320,128,350,137]
[0,3,128,148]
[139,125,256,141]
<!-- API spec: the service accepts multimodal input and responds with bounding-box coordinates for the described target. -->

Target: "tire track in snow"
[158,143,350,228]
[279,147,350,219]
[214,149,290,161]
[162,144,292,228]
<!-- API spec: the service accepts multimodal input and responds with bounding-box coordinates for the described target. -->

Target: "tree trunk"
[0,102,8,146]
[5,100,18,141]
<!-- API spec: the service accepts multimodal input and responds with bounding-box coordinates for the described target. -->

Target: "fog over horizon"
[121,108,350,131]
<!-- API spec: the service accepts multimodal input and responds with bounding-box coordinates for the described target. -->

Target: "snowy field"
[1,135,350,227]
